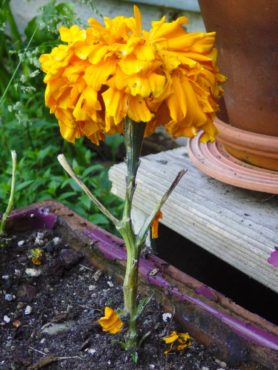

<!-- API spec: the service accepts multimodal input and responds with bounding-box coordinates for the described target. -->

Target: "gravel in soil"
[0,229,239,370]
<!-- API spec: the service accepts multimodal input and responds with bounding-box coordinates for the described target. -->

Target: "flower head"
[40,6,224,144]
[162,330,192,354]
[98,306,123,334]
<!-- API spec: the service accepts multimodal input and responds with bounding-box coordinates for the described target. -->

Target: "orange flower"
[162,331,192,354]
[40,6,225,144]
[151,210,163,239]
[98,306,123,334]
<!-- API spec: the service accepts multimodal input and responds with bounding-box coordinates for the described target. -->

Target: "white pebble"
[3,315,11,323]
[40,338,46,344]
[53,237,61,246]
[87,348,96,355]
[14,269,21,276]
[24,305,32,315]
[107,281,114,288]
[201,367,209,370]
[149,365,156,369]
[93,270,102,281]
[2,275,9,280]
[25,268,42,277]
[17,240,25,247]
[34,232,44,245]
[215,359,227,368]
[88,285,96,291]
[30,213,35,218]
[162,312,172,322]
[4,294,14,302]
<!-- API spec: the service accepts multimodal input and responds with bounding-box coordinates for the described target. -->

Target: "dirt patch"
[0,229,240,370]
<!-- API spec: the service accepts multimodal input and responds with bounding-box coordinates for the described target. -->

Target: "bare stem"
[117,119,145,350]
[57,154,119,227]
[0,150,17,236]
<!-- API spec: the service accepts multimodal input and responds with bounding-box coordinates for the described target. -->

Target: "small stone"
[149,365,155,369]
[107,281,114,288]
[14,269,21,276]
[41,321,74,335]
[4,294,15,302]
[17,283,37,302]
[93,270,102,281]
[43,348,49,353]
[2,275,9,280]
[88,285,96,291]
[201,367,209,370]
[25,268,42,277]
[30,213,35,218]
[3,315,11,323]
[17,240,25,247]
[59,249,83,270]
[24,305,32,315]
[13,320,21,328]
[34,232,45,246]
[162,312,172,322]
[215,359,227,368]
[87,348,96,356]
[53,237,61,245]
[40,338,46,344]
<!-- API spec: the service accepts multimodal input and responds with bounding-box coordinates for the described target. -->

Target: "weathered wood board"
[109,147,278,294]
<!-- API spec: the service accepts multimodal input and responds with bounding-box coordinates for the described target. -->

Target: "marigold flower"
[151,210,163,239]
[40,6,224,144]
[98,306,123,334]
[162,330,192,354]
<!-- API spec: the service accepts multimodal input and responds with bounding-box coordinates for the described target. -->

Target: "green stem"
[57,154,119,227]
[0,150,17,236]
[117,118,145,349]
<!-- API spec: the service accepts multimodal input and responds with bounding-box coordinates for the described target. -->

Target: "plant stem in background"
[0,150,17,236]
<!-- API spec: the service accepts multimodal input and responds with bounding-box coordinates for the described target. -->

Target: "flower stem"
[117,119,145,349]
[0,150,17,236]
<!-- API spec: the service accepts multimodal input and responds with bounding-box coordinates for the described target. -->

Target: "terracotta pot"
[198,0,278,136]
[6,201,278,368]
[197,0,278,174]
[214,118,278,171]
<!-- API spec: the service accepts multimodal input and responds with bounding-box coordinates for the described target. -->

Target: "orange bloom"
[98,306,123,334]
[151,210,163,239]
[40,6,225,144]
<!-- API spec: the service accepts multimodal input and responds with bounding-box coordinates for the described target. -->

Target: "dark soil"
[1,229,239,370]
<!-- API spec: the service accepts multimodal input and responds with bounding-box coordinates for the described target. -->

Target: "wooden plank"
[109,147,278,293]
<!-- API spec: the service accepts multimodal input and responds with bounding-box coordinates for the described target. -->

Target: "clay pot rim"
[215,117,278,156]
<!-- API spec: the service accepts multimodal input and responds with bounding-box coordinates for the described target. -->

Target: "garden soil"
[0,229,242,370]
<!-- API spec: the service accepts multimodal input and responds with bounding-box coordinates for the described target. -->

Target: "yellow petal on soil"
[31,248,44,266]
[98,307,123,334]
[162,331,179,344]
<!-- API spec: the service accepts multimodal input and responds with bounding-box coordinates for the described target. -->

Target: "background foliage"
[0,0,124,232]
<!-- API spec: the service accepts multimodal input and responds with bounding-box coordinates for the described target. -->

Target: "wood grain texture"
[109,147,278,293]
